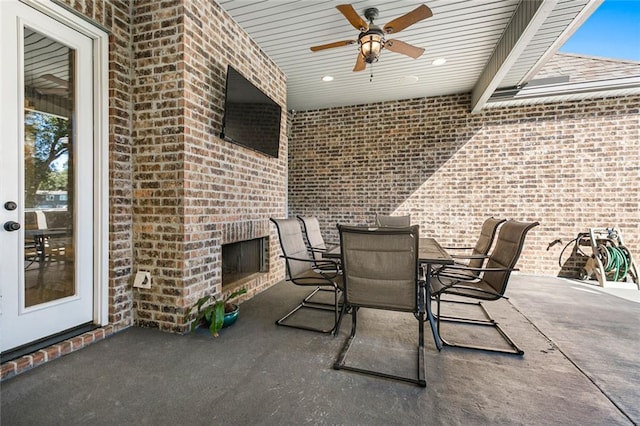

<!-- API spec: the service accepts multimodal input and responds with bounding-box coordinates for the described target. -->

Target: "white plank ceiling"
[218,0,597,111]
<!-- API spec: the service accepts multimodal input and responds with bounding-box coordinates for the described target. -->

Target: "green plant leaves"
[224,288,247,303]
[211,302,225,337]
[185,288,247,337]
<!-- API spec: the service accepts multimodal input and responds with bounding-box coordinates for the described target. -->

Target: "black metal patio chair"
[270,218,343,334]
[334,224,426,387]
[431,219,539,355]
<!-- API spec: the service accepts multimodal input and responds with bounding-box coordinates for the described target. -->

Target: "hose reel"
[583,228,639,289]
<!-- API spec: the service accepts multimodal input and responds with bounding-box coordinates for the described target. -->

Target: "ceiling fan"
[310,4,433,72]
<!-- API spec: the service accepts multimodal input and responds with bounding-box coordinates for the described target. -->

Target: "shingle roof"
[486,52,640,107]
[535,52,640,83]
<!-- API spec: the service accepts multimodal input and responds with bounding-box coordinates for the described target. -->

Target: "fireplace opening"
[222,237,268,288]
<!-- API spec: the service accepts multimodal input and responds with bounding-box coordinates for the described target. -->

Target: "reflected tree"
[24,111,69,207]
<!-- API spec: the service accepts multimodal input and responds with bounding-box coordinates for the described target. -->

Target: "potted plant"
[184,288,247,337]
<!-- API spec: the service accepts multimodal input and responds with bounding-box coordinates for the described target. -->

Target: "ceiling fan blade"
[384,39,425,59]
[336,4,368,32]
[353,54,366,72]
[310,40,356,52]
[40,73,68,88]
[383,5,433,34]
[36,88,69,96]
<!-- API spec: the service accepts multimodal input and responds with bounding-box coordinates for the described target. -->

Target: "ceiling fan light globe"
[358,30,384,63]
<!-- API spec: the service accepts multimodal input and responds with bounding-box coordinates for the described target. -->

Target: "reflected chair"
[431,220,539,355]
[296,216,338,269]
[334,224,426,387]
[440,217,506,280]
[375,214,411,227]
[270,218,343,334]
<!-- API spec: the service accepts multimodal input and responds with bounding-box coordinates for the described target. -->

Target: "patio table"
[324,236,453,350]
[25,228,71,287]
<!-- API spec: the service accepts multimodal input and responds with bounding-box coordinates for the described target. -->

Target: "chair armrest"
[439,283,505,299]
[441,246,475,251]
[309,244,340,254]
[434,264,519,284]
[436,269,481,282]
[281,255,341,278]
[450,254,488,260]
[436,264,519,274]
[280,254,316,263]
[281,254,339,267]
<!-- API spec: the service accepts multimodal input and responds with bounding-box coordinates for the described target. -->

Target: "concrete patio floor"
[1,274,638,425]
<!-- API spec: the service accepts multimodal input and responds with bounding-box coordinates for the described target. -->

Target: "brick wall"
[1,0,137,381]
[3,0,287,379]
[131,0,287,332]
[104,0,136,329]
[55,0,135,329]
[288,93,640,276]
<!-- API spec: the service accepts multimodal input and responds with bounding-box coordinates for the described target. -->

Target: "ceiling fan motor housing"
[363,7,379,22]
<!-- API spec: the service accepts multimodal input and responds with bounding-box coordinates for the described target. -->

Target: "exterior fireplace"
[222,237,268,288]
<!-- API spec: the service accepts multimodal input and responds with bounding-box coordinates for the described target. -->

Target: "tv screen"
[220,66,282,158]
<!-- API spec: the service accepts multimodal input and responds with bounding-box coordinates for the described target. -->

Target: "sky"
[559,0,640,61]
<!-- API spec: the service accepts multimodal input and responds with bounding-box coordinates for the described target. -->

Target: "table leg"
[425,263,442,351]
[36,235,46,288]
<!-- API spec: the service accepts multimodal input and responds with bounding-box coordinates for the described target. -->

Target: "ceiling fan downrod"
[364,7,379,23]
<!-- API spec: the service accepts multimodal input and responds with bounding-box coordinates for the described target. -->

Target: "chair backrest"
[468,217,507,270]
[44,210,69,229]
[24,210,47,230]
[375,214,411,227]
[270,218,313,279]
[338,224,419,312]
[483,220,539,295]
[297,216,326,261]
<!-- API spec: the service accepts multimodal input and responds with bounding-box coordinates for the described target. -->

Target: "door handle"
[4,221,21,231]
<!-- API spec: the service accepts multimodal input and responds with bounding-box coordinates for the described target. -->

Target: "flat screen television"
[220,66,282,158]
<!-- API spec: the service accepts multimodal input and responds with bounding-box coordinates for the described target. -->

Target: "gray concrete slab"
[1,275,637,425]
[507,274,640,424]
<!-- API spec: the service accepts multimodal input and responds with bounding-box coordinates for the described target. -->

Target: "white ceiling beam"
[516,0,604,87]
[470,0,558,113]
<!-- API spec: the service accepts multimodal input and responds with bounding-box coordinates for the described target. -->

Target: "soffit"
[220,0,594,111]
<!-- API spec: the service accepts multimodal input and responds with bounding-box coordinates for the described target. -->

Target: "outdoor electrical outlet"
[133,271,152,289]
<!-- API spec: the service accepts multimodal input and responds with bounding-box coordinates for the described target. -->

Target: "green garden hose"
[599,244,630,281]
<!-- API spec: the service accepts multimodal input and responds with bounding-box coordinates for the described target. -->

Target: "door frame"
[22,0,109,326]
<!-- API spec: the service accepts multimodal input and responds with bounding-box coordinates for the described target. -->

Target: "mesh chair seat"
[430,276,501,300]
[291,268,343,288]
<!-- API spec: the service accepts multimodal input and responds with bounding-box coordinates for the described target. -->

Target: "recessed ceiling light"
[432,58,447,66]
[321,75,334,82]
[401,75,419,84]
